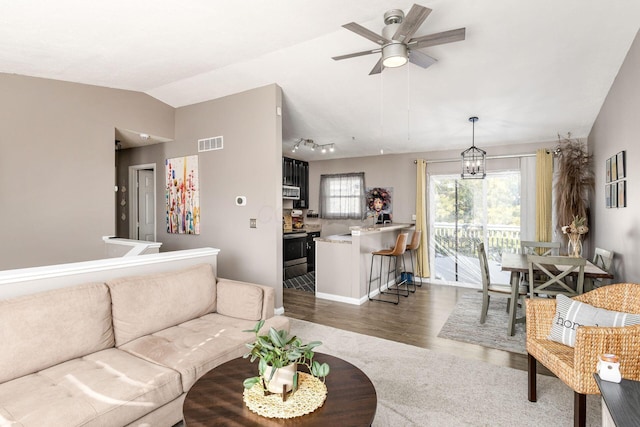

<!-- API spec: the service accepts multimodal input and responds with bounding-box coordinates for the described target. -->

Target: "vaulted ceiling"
[2,1,639,160]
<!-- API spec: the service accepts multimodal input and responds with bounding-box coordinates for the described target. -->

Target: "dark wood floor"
[283,281,543,374]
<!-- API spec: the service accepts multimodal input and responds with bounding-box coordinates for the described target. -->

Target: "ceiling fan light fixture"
[382,42,408,68]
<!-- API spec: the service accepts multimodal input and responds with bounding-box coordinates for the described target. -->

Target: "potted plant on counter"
[243,320,330,398]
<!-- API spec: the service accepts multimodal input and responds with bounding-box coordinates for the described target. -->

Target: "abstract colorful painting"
[166,155,200,234]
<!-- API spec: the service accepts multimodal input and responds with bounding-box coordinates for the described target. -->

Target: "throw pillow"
[548,294,640,347]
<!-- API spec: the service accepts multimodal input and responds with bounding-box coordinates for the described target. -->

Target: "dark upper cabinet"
[296,161,308,208]
[282,157,294,186]
[283,157,309,208]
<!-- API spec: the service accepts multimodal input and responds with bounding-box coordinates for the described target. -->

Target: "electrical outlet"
[412,214,416,221]
[250,218,257,228]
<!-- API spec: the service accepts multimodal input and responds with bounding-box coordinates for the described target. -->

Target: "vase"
[262,363,297,394]
[568,234,582,258]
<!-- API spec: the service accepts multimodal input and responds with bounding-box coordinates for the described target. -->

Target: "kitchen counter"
[314,224,415,304]
[316,223,413,243]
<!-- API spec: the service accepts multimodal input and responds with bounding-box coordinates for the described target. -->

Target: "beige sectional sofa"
[0,263,289,427]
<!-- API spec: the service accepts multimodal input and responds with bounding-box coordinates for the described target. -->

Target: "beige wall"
[307,140,550,237]
[0,73,174,269]
[589,30,640,283]
[118,84,284,307]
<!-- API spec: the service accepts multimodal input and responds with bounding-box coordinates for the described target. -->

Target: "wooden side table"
[594,374,640,427]
[183,353,377,426]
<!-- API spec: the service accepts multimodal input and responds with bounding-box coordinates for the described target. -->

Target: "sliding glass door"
[429,171,521,286]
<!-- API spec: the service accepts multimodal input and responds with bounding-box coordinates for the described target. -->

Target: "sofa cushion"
[0,282,114,384]
[119,313,291,390]
[0,348,182,427]
[107,263,217,346]
[216,278,264,320]
[549,294,640,347]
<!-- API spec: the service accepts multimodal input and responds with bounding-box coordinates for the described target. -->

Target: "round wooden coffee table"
[183,353,377,426]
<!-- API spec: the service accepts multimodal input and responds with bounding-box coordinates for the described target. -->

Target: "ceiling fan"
[332,4,465,75]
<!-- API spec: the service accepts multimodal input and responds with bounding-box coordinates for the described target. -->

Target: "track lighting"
[292,139,336,154]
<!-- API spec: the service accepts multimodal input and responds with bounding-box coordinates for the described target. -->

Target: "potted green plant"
[242,320,330,396]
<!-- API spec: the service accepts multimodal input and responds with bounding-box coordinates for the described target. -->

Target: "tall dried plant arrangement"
[554,134,594,236]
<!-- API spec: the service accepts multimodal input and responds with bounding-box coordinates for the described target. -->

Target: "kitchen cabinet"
[306,231,320,272]
[282,157,309,208]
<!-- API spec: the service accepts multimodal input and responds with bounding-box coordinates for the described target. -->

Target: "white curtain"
[520,156,537,242]
[318,172,366,220]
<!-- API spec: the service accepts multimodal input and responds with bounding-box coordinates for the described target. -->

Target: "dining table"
[500,253,614,336]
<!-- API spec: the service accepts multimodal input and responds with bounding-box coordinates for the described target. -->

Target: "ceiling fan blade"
[392,4,432,43]
[369,58,384,75]
[342,22,389,45]
[408,49,437,68]
[332,48,381,61]
[408,28,466,49]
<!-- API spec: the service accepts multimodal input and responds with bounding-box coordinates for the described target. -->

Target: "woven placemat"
[243,372,327,419]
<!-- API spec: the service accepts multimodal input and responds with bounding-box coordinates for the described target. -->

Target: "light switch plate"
[250,218,257,228]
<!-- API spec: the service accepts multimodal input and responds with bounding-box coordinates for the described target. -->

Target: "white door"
[138,169,155,241]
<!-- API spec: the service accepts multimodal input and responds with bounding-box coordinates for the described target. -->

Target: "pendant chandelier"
[461,116,486,179]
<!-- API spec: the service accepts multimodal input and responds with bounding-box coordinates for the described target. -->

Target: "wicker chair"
[527,283,640,427]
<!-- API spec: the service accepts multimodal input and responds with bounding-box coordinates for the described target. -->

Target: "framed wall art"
[606,150,627,208]
[610,183,618,208]
[166,155,200,234]
[611,156,617,182]
[616,151,626,180]
[618,180,626,208]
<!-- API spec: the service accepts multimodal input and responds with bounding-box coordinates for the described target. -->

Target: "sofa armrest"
[215,278,275,321]
[574,324,640,386]
[526,298,557,340]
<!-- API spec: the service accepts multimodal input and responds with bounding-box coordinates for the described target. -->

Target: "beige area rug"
[437,291,527,354]
[289,318,601,427]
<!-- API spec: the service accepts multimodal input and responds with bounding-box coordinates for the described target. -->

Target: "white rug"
[289,318,601,426]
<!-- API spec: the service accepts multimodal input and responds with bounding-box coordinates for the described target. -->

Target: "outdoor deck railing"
[433,223,521,262]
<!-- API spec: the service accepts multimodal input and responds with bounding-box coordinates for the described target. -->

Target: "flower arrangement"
[561,215,589,236]
[562,215,588,257]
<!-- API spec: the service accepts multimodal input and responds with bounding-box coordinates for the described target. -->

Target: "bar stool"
[404,230,422,292]
[367,232,409,304]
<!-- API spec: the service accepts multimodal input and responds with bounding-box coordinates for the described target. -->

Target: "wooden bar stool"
[367,232,409,305]
[404,230,422,293]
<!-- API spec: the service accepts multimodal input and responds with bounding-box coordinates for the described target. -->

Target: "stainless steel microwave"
[282,185,300,200]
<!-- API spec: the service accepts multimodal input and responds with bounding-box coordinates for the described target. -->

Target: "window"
[319,172,365,219]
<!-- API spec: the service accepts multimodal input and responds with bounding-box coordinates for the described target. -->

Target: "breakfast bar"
[314,224,414,305]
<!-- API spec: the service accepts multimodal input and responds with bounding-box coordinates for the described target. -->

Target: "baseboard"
[315,292,362,305]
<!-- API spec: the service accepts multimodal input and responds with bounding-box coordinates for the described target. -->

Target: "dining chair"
[591,247,614,288]
[478,243,527,324]
[519,241,562,289]
[527,255,586,298]
[520,241,561,256]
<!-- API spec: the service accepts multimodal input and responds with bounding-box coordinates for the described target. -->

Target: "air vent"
[198,136,223,152]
